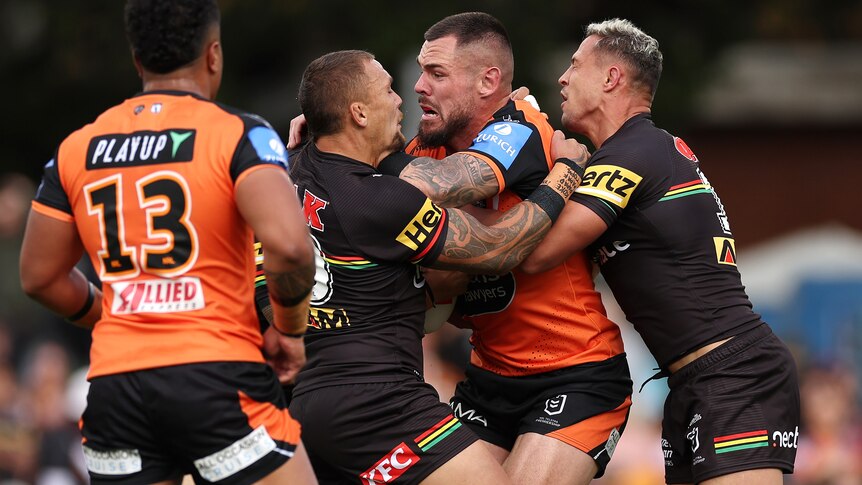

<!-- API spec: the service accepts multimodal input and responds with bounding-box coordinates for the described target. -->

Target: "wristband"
[554,157,586,180]
[526,185,566,222]
[67,282,95,322]
[271,325,306,339]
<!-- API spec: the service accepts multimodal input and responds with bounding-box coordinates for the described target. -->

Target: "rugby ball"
[424,300,455,334]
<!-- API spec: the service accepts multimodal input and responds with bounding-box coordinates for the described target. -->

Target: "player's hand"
[422,267,469,304]
[550,130,589,168]
[510,86,530,101]
[510,86,547,119]
[287,114,308,149]
[263,326,307,384]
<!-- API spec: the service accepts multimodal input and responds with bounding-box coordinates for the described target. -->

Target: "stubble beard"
[416,104,473,150]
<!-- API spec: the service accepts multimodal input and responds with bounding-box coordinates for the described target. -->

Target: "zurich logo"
[269,138,285,156]
[493,124,513,136]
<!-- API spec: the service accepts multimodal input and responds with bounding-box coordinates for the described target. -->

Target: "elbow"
[268,236,315,273]
[520,256,549,275]
[519,260,539,274]
[20,271,51,301]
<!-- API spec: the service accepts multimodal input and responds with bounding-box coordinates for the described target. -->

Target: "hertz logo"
[575,165,642,208]
[713,237,737,266]
[397,199,442,251]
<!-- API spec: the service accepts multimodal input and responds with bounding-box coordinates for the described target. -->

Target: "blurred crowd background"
[1,1,860,483]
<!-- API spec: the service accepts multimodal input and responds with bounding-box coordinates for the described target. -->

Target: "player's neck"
[592,101,651,148]
[141,66,214,100]
[448,95,510,153]
[314,132,380,168]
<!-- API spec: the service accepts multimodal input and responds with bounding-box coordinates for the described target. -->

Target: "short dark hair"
[425,12,511,51]
[124,0,220,74]
[299,50,375,137]
[424,12,514,84]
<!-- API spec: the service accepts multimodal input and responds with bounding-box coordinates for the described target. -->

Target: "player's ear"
[131,50,143,79]
[350,102,368,128]
[205,40,222,76]
[605,65,622,92]
[478,66,502,97]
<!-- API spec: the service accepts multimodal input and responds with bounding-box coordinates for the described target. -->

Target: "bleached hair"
[585,18,663,100]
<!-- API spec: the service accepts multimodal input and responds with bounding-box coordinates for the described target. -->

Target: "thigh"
[421,441,512,485]
[291,380,479,485]
[516,356,633,479]
[504,433,597,485]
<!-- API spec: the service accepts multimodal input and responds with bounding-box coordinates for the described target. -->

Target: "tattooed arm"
[400,153,500,208]
[430,146,585,274]
[237,168,315,335]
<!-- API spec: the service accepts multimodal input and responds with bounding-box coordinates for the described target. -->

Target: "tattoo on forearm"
[544,168,582,199]
[401,154,499,207]
[266,266,314,307]
[433,204,552,274]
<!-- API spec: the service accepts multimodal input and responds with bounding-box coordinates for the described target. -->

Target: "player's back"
[40,91,284,377]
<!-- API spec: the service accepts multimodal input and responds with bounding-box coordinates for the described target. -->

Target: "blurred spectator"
[792,363,862,485]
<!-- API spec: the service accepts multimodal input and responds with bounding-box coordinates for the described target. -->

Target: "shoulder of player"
[210,101,277,131]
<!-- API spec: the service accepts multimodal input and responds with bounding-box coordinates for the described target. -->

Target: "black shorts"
[81,362,300,485]
[662,324,800,484]
[289,379,478,485]
[450,354,633,478]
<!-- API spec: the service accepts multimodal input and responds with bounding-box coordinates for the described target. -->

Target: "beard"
[387,130,407,154]
[416,102,473,149]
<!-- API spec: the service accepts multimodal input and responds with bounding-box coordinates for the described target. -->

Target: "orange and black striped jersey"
[408,99,625,376]
[32,90,290,378]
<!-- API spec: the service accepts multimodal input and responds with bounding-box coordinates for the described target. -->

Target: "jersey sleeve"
[570,147,666,226]
[341,176,448,266]
[460,108,550,197]
[377,150,416,176]
[229,114,289,183]
[32,153,73,219]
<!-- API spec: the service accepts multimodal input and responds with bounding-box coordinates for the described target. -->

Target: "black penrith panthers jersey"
[289,143,448,396]
[571,114,762,368]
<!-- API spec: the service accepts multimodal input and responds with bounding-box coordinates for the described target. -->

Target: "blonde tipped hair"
[586,18,663,100]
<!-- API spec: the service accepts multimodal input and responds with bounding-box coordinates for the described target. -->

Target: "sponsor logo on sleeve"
[713,237,737,266]
[397,198,442,251]
[82,447,142,476]
[574,165,642,209]
[674,137,698,162]
[110,276,205,314]
[248,126,287,165]
[87,129,196,169]
[469,121,532,169]
[360,442,420,485]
